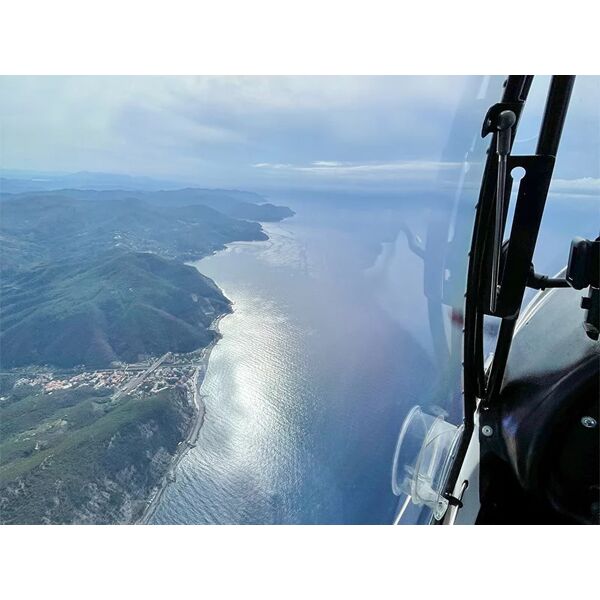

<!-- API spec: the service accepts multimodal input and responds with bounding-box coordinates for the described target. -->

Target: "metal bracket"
[481,102,523,138]
[482,153,556,318]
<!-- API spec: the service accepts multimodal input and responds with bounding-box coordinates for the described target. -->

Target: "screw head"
[481,425,494,437]
[581,416,597,429]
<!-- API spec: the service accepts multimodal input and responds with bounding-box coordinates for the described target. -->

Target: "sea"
[148,191,592,524]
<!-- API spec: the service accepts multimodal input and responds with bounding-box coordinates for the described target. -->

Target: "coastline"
[135,221,286,524]
[136,310,229,525]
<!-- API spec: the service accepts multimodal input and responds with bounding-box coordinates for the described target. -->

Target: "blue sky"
[1,76,598,195]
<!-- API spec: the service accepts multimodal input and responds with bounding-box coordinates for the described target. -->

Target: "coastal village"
[2,352,202,403]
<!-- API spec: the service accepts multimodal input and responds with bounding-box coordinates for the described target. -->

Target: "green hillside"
[0,194,269,273]
[1,250,231,368]
[0,384,194,524]
[0,187,294,369]
[0,185,294,523]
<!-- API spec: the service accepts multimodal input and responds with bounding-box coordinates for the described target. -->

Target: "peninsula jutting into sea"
[0,176,294,524]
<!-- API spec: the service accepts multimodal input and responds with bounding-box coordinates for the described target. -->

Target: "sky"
[0,76,599,195]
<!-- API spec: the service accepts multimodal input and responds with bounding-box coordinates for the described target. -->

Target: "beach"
[136,312,229,524]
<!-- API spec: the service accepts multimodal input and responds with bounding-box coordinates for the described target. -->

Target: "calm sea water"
[149,197,450,524]
[149,192,595,525]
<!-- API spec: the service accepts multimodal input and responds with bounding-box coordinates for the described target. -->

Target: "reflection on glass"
[2,76,594,525]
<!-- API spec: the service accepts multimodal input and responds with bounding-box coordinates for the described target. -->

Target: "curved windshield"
[511,76,599,290]
[1,76,502,524]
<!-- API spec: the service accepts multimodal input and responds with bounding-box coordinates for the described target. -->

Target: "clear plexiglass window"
[5,75,581,525]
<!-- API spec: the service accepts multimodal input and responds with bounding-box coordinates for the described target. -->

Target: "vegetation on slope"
[1,250,231,368]
[0,183,294,523]
[0,384,193,524]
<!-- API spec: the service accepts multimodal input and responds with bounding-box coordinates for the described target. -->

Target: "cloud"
[549,177,600,194]
[1,76,597,191]
[253,163,293,169]
[312,160,344,167]
[252,159,462,180]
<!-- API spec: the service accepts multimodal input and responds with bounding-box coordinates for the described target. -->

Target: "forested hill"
[0,194,269,273]
[1,250,231,368]
[0,187,294,369]
[0,186,295,222]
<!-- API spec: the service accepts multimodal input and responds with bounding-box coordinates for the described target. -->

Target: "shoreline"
[135,220,288,524]
[136,311,229,525]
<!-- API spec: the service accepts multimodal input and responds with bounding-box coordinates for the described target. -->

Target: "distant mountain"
[0,194,268,274]
[0,185,295,222]
[0,170,185,193]
[139,188,295,222]
[0,250,231,368]
[0,186,294,369]
[0,179,295,523]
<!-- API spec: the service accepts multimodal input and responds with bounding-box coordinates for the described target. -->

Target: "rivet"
[581,416,597,429]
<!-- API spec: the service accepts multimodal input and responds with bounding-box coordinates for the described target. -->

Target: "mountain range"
[0,182,294,368]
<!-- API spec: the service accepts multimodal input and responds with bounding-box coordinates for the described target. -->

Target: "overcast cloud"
[1,76,598,193]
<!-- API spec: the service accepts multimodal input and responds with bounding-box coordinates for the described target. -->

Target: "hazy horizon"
[2,76,598,199]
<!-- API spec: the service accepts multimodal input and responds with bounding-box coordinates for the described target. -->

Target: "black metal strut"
[443,76,576,509]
